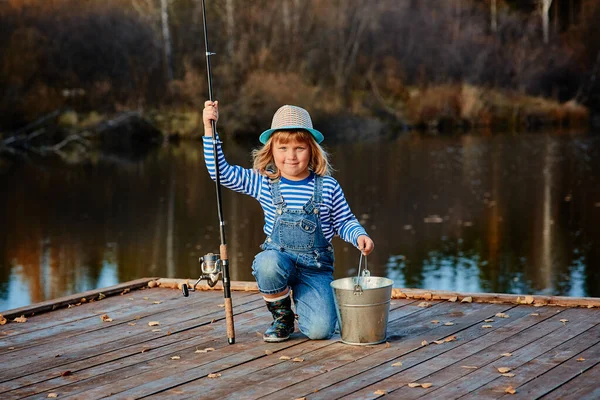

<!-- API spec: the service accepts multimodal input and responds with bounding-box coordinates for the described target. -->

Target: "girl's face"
[273,136,311,180]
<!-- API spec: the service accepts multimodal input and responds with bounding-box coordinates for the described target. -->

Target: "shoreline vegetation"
[0,82,591,159]
[1,0,599,156]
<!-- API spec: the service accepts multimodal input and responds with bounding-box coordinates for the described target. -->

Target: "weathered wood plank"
[538,364,600,400]
[0,278,157,320]
[263,302,515,400]
[4,295,268,399]
[324,305,554,400]
[393,288,600,308]
[391,308,598,400]
[67,300,421,399]
[0,290,259,385]
[502,341,600,399]
[2,280,599,400]
[461,323,600,399]
[155,300,426,400]
[0,286,206,350]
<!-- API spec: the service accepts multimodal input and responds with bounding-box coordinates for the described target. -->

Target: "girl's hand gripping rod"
[181,0,235,345]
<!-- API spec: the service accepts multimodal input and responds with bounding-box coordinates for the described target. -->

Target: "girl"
[203,101,374,342]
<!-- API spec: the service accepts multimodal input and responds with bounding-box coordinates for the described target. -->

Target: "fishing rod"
[181,0,235,345]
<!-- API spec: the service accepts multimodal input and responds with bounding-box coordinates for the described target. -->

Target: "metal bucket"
[330,276,394,345]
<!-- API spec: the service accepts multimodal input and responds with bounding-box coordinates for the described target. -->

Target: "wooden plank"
[153,300,427,400]
[0,288,228,378]
[460,323,600,399]
[538,364,600,400]
[0,278,157,320]
[0,286,208,350]
[263,302,514,400]
[67,300,422,399]
[393,288,600,308]
[3,295,269,399]
[0,290,260,384]
[501,341,600,399]
[388,308,598,400]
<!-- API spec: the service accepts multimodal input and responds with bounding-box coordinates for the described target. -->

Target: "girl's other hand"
[357,235,374,256]
[203,100,218,136]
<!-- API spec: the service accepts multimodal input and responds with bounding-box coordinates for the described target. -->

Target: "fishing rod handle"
[220,244,235,344]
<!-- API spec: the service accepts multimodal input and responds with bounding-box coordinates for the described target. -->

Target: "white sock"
[263,290,290,302]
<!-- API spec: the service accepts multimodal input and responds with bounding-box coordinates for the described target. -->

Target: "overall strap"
[269,178,286,212]
[303,175,323,214]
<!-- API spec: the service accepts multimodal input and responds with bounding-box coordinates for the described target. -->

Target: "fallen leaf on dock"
[218,304,225,308]
[151,329,161,332]
[143,297,149,300]
[502,373,516,377]
[292,357,304,362]
[0,315,6,325]
[461,296,473,303]
[295,398,307,400]
[501,353,512,357]
[444,335,456,342]
[444,322,455,326]
[374,389,386,395]
[279,356,291,360]
[495,313,510,318]
[418,302,431,308]
[421,383,433,388]
[408,383,421,388]
[207,373,221,378]
[195,348,215,353]
[497,367,512,373]
[576,357,585,362]
[431,320,440,324]
[530,313,539,316]
[14,315,27,323]
[434,340,445,344]
[448,296,458,302]
[524,296,534,304]
[461,366,478,369]
[148,321,160,326]
[47,393,58,398]
[100,314,112,322]
[484,319,494,322]
[505,386,516,394]
[265,350,273,355]
[128,323,136,326]
[170,356,180,360]
[423,293,433,300]
[421,340,429,346]
[391,362,403,367]
[559,319,568,324]
[60,370,72,377]
[153,301,162,304]
[482,325,493,328]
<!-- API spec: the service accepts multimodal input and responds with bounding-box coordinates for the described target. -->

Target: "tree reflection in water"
[1,131,599,310]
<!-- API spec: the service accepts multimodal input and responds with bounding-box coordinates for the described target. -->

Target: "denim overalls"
[251,174,337,339]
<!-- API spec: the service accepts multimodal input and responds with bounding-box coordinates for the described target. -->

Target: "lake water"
[1,130,599,311]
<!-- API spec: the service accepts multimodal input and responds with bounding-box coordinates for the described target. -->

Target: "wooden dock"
[1,278,599,399]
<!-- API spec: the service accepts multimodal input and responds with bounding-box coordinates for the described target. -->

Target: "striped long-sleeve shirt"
[203,136,368,246]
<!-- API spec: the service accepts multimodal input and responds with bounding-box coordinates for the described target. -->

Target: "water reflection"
[1,131,599,310]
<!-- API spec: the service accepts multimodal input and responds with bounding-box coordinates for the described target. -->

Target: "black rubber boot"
[263,296,295,342]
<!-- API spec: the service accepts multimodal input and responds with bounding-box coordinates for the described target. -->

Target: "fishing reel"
[182,252,222,297]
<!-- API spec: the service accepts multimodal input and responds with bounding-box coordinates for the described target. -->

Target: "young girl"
[203,101,374,342]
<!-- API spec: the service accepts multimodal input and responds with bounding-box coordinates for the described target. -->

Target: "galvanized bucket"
[330,256,393,345]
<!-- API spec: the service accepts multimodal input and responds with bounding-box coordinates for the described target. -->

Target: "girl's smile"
[273,138,311,180]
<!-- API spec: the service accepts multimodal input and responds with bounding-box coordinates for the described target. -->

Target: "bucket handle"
[353,254,370,295]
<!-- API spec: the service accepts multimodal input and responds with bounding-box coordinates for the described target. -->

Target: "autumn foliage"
[0,0,599,132]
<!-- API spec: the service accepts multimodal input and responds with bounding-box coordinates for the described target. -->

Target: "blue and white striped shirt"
[203,136,368,246]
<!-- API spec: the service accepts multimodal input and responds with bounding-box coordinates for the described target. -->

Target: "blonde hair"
[252,130,332,179]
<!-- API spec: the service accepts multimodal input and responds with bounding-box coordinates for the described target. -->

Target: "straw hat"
[259,105,324,144]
